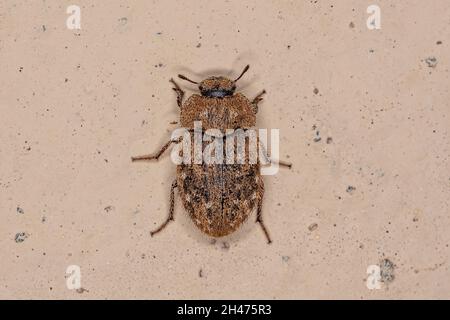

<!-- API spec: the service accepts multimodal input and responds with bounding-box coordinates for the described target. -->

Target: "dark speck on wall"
[425,57,438,68]
[118,17,128,26]
[313,131,321,142]
[380,258,395,284]
[15,232,28,243]
[76,287,88,294]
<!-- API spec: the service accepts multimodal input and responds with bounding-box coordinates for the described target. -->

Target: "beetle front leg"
[251,89,266,113]
[150,180,178,236]
[170,78,185,108]
[256,183,272,244]
[131,136,182,162]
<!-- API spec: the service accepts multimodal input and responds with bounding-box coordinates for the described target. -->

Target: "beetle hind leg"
[150,180,178,237]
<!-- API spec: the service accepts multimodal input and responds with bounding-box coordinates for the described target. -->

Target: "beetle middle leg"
[131,136,182,161]
[150,180,178,236]
[170,78,185,108]
[256,182,272,244]
[258,141,292,168]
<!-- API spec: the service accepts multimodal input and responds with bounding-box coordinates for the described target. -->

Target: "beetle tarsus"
[257,218,272,244]
[278,160,292,169]
[132,137,182,162]
[256,188,272,244]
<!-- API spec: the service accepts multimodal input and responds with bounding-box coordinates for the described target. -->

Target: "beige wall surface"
[0,0,449,299]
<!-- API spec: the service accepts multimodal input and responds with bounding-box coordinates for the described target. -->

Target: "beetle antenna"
[234,65,250,82]
[178,74,198,84]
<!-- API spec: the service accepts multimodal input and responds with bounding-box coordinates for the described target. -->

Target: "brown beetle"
[132,65,291,243]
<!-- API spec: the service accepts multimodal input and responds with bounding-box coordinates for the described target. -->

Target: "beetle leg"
[170,78,185,108]
[251,89,266,113]
[258,141,292,168]
[256,184,272,244]
[131,136,182,161]
[150,180,178,236]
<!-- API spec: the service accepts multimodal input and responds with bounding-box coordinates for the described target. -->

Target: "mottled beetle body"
[132,65,290,243]
[176,139,262,238]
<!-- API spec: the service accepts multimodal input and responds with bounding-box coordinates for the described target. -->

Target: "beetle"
[132,65,291,244]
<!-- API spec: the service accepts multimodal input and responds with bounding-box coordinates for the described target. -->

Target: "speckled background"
[1,0,449,299]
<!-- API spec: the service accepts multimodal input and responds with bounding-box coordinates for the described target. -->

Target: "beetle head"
[178,65,250,98]
[198,77,236,98]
